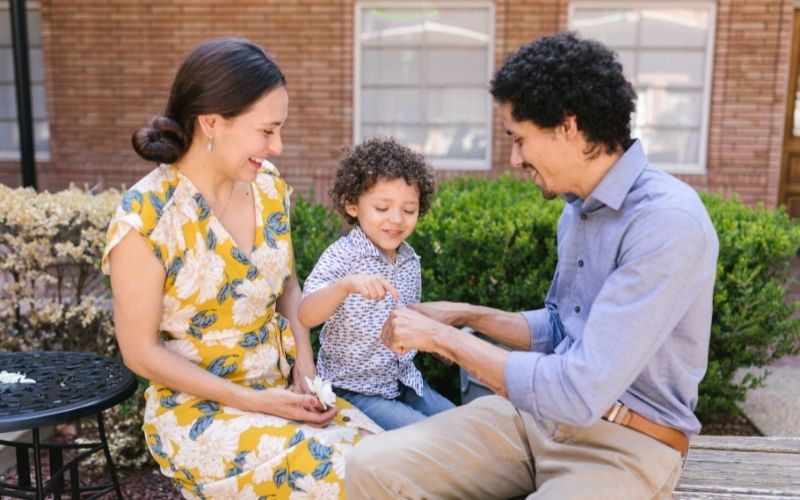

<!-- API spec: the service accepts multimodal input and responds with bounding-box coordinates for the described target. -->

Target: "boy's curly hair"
[490,31,636,156]
[330,137,436,225]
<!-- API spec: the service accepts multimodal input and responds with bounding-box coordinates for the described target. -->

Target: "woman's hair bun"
[131,116,189,164]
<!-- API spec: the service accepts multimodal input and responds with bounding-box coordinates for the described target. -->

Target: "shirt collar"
[346,225,416,265]
[570,139,648,212]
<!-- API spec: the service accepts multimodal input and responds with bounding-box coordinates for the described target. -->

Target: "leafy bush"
[698,193,800,421]
[410,178,800,423]
[407,175,563,400]
[291,192,343,289]
[0,184,150,468]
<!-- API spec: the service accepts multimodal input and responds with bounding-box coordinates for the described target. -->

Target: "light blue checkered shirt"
[504,140,719,436]
[302,227,424,399]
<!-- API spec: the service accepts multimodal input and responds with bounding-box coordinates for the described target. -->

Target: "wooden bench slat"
[674,436,800,498]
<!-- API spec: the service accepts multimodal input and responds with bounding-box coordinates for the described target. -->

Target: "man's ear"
[561,115,579,140]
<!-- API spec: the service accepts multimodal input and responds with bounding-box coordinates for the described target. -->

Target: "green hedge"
[293,177,800,423]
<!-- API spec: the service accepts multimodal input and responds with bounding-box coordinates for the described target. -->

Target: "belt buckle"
[606,401,630,424]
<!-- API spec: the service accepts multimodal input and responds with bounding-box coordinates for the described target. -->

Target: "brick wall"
[0,0,793,209]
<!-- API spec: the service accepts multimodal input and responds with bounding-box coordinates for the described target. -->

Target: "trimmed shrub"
[698,193,800,421]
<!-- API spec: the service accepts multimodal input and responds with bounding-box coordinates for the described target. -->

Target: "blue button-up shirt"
[504,140,719,436]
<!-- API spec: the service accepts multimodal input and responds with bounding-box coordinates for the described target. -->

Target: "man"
[346,32,719,499]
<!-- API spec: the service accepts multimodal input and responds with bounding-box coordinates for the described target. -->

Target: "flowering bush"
[0,184,150,468]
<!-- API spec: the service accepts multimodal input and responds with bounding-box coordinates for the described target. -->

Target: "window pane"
[361,7,436,46]
[571,8,637,46]
[0,48,13,83]
[27,9,41,45]
[34,119,48,150]
[426,125,487,159]
[427,87,486,124]
[637,50,705,87]
[0,10,9,45]
[32,83,46,119]
[640,9,708,48]
[427,48,488,85]
[616,49,636,83]
[0,83,15,119]
[423,8,491,47]
[0,120,17,151]
[638,127,700,164]
[362,124,487,160]
[29,48,43,82]
[362,48,421,85]
[361,88,423,125]
[361,124,428,153]
[635,88,703,128]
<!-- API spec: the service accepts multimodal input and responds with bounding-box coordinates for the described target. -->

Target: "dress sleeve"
[101,188,166,275]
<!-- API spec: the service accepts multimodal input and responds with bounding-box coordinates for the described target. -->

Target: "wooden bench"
[675,436,800,498]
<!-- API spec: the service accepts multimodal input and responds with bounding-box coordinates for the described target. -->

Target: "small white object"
[0,370,36,384]
[304,375,336,410]
[260,159,278,174]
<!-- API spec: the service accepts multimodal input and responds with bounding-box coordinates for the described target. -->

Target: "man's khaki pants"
[346,395,684,499]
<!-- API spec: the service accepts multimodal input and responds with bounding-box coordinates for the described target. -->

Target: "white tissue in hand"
[304,375,336,409]
[0,370,36,384]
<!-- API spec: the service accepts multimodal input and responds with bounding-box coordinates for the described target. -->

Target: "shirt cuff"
[504,350,545,420]
[520,309,554,353]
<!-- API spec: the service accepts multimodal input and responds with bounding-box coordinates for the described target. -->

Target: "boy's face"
[346,177,420,260]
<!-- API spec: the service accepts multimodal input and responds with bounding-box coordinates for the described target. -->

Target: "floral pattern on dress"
[103,164,381,499]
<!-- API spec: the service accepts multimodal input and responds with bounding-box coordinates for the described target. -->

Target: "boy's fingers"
[380,278,399,300]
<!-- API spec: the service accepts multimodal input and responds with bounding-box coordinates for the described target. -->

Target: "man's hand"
[381,307,453,355]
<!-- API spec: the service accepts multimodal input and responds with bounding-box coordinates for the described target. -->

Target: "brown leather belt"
[603,402,689,456]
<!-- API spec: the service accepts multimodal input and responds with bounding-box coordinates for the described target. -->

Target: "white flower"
[331,444,351,479]
[201,328,241,349]
[163,339,201,363]
[340,408,383,435]
[248,435,288,483]
[201,478,258,500]
[289,474,341,500]
[249,240,290,293]
[174,420,240,480]
[304,376,336,410]
[243,343,280,385]
[174,238,226,303]
[160,296,196,337]
[232,278,271,326]
[0,371,35,384]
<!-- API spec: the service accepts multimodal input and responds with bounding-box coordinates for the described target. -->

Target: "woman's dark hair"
[331,137,436,225]
[490,32,636,156]
[132,37,286,163]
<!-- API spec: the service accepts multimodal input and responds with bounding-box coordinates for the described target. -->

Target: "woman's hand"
[344,274,399,301]
[261,387,337,427]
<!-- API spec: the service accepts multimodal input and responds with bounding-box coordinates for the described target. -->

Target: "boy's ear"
[344,203,358,219]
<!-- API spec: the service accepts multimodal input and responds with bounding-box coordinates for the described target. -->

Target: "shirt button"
[578,259,584,267]
[580,213,588,220]
[574,305,581,313]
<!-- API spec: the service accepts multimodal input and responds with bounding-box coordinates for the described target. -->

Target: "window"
[569,1,716,173]
[355,2,494,170]
[0,1,49,159]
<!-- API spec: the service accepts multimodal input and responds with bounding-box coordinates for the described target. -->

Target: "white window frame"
[354,0,495,170]
[568,0,716,174]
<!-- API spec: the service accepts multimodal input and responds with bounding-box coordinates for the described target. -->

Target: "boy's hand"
[344,274,399,301]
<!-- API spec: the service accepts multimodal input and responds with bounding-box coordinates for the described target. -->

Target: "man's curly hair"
[490,32,636,155]
[331,137,436,225]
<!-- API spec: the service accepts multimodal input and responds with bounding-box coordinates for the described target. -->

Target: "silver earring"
[206,136,213,153]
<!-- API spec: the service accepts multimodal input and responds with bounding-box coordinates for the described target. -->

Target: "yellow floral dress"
[102,163,380,499]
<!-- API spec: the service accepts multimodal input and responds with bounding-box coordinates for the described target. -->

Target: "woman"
[103,37,379,499]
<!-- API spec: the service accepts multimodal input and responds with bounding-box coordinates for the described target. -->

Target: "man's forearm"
[459,304,532,351]
[433,324,511,397]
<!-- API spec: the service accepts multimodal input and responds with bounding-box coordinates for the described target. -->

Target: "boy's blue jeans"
[336,380,455,430]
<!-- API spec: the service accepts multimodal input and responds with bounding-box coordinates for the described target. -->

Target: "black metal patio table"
[0,351,138,499]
